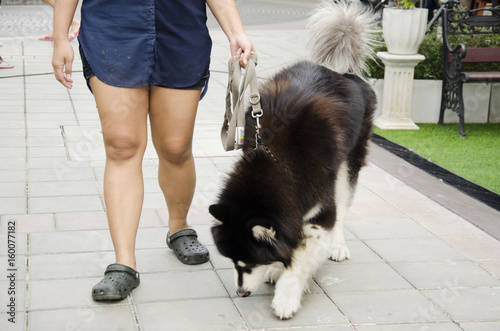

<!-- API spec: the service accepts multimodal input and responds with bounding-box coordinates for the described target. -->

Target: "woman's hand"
[230,33,256,68]
[206,0,256,68]
[52,41,74,89]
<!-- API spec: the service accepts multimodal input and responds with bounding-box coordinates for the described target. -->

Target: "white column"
[374,52,425,130]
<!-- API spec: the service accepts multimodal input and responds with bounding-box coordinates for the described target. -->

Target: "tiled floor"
[1,2,500,331]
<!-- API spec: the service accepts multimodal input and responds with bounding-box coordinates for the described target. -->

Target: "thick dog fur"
[210,1,378,319]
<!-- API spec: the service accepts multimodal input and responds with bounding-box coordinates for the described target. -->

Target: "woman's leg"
[90,77,150,271]
[148,87,201,234]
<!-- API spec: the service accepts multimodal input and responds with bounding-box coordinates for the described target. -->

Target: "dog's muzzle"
[236,289,251,297]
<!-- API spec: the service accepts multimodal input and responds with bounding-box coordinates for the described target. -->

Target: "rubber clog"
[92,263,140,301]
[167,228,210,265]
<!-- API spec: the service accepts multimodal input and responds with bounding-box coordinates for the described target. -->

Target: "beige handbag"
[221,54,261,151]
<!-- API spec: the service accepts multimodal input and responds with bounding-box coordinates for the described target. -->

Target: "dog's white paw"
[264,264,284,284]
[272,292,301,320]
[329,243,350,262]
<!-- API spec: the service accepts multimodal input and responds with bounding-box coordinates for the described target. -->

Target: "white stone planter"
[382,8,428,55]
[374,52,425,130]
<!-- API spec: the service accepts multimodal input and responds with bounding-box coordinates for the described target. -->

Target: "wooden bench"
[438,0,500,137]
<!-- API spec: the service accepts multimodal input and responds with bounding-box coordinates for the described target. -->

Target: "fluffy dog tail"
[307,0,378,78]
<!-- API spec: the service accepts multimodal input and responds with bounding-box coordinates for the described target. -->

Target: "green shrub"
[367,27,500,80]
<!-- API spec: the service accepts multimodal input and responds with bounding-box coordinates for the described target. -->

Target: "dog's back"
[242,61,375,224]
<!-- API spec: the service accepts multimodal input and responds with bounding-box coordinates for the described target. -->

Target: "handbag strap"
[221,54,261,151]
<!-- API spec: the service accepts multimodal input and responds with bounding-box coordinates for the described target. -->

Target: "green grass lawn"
[373,123,500,194]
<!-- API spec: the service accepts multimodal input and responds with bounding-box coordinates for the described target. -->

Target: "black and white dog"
[210,1,378,319]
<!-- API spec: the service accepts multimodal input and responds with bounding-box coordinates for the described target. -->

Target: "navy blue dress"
[78,0,212,94]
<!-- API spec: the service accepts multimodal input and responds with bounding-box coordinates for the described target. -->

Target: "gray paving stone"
[1,273,27,308]
[0,213,54,233]
[0,121,24,131]
[461,322,500,331]
[0,136,25,147]
[196,173,226,192]
[329,289,450,324]
[28,157,90,169]
[135,247,213,274]
[0,247,27,281]
[281,328,355,331]
[135,298,246,331]
[29,306,137,331]
[233,293,349,329]
[29,166,96,181]
[0,99,25,107]
[29,180,100,197]
[133,270,228,303]
[0,197,27,214]
[26,137,64,147]
[142,192,168,210]
[365,237,467,263]
[0,182,26,198]
[415,214,492,238]
[143,178,162,194]
[422,287,500,322]
[443,235,500,261]
[26,112,77,122]
[0,230,26,255]
[28,195,103,213]
[346,218,435,240]
[25,99,72,109]
[0,157,25,170]
[55,209,161,231]
[30,230,113,255]
[27,119,78,129]
[478,259,500,279]
[356,323,463,331]
[392,197,454,219]
[323,239,383,265]
[30,277,128,310]
[391,261,500,289]
[0,147,25,158]
[349,199,410,219]
[0,128,26,138]
[0,314,24,331]
[28,146,69,158]
[315,263,412,293]
[29,251,114,281]
[208,245,234,270]
[27,128,64,138]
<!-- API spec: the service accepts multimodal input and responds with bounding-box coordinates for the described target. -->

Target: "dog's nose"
[236,290,251,297]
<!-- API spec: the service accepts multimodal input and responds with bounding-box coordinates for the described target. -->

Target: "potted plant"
[382,0,429,55]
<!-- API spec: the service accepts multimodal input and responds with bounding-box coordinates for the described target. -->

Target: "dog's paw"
[272,293,301,320]
[264,264,284,284]
[329,243,350,262]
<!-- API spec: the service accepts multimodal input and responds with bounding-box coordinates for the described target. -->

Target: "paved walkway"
[1,1,499,330]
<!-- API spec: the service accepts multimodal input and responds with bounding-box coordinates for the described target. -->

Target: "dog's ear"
[209,204,229,224]
[252,225,276,243]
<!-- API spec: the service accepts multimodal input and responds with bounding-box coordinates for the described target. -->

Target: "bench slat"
[462,48,500,63]
[467,71,500,81]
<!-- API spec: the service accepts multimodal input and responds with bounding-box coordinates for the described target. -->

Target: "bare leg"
[90,77,149,271]
[149,87,201,234]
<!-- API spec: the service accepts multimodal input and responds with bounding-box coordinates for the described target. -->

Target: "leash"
[220,54,279,163]
[221,54,261,151]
